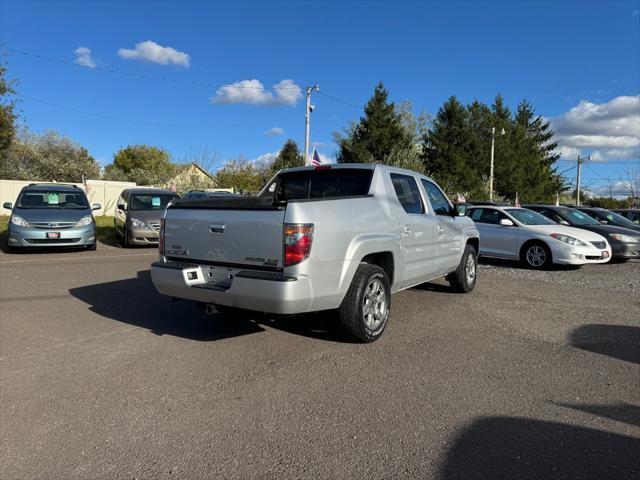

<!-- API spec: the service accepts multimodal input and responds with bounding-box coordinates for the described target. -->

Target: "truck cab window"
[390,173,424,214]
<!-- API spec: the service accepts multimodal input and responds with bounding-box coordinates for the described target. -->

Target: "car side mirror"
[92,203,101,211]
[117,202,124,210]
[3,202,12,210]
[499,219,514,226]
[559,220,570,226]
[451,204,466,217]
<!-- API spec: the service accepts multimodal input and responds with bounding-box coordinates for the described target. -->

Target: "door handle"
[402,225,411,237]
[437,225,444,234]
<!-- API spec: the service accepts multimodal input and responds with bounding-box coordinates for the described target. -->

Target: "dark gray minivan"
[114,188,179,247]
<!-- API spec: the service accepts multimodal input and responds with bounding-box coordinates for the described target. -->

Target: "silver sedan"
[468,206,612,269]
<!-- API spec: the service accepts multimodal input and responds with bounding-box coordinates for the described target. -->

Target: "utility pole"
[488,127,504,202]
[304,83,320,165]
[576,154,590,206]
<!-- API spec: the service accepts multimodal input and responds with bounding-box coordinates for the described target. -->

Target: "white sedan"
[468,206,612,269]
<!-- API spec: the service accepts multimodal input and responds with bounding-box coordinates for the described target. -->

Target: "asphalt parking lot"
[1,244,639,480]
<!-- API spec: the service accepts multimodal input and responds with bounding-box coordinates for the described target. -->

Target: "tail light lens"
[158,217,165,260]
[284,223,314,266]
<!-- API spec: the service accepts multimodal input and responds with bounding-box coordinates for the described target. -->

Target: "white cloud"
[265,127,285,136]
[250,151,279,168]
[550,95,640,161]
[585,181,630,198]
[211,79,302,106]
[74,46,96,68]
[117,40,190,67]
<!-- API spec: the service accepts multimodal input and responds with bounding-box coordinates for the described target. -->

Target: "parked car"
[523,205,640,261]
[467,206,611,268]
[182,190,237,200]
[612,209,640,224]
[576,207,640,232]
[3,183,100,252]
[151,164,480,342]
[114,188,180,247]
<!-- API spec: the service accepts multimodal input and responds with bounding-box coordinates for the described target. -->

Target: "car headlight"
[550,233,587,246]
[75,215,94,227]
[609,233,639,243]
[129,218,148,229]
[10,215,30,227]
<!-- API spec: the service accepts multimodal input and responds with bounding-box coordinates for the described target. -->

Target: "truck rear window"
[274,169,373,201]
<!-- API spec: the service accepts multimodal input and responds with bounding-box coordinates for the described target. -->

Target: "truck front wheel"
[448,244,478,293]
[338,264,391,343]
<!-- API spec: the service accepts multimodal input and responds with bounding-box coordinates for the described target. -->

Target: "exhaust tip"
[205,304,217,315]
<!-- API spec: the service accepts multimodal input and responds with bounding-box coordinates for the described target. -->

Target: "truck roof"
[279,163,435,180]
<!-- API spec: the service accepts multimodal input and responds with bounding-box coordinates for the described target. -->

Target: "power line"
[315,90,363,109]
[18,94,288,129]
[5,47,301,90]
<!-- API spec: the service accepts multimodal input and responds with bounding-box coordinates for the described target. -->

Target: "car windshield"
[129,194,178,210]
[16,190,89,209]
[507,208,555,225]
[596,210,638,228]
[561,208,600,225]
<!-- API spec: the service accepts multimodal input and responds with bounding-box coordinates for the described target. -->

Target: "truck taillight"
[284,223,314,266]
[158,217,165,260]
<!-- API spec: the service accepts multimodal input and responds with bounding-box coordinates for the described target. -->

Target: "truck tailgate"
[164,207,285,269]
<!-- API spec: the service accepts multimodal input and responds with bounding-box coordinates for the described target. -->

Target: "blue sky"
[1,0,639,196]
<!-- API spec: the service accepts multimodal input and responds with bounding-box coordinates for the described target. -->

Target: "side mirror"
[599,220,608,224]
[117,202,124,210]
[452,204,467,216]
[499,218,514,226]
[559,220,570,226]
[3,202,12,210]
[92,203,101,211]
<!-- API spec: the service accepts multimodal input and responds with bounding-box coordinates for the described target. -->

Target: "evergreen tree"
[422,96,482,195]
[336,82,412,163]
[271,139,303,172]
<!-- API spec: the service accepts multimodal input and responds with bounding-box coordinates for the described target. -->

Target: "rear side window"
[390,173,424,214]
[274,169,373,201]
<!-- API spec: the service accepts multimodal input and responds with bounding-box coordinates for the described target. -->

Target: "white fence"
[0,179,136,216]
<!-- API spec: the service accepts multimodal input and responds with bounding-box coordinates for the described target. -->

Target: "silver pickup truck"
[151,164,479,342]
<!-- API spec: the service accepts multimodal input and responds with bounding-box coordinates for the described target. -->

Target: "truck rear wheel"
[448,244,477,293]
[338,264,391,343]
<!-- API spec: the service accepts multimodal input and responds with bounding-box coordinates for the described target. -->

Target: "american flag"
[311,147,322,166]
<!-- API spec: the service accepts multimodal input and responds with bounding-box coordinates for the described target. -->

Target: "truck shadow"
[438,415,640,480]
[569,324,640,365]
[69,270,265,341]
[68,270,348,343]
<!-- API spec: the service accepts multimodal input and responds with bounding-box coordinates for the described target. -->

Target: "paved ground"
[1,243,639,479]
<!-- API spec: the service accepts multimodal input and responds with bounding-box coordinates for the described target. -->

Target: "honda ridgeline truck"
[151,164,480,342]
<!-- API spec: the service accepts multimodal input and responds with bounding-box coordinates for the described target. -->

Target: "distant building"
[163,163,217,192]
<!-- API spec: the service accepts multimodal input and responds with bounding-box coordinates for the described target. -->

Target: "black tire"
[521,241,552,269]
[7,245,23,254]
[86,243,97,251]
[338,264,391,343]
[123,227,130,248]
[448,244,478,293]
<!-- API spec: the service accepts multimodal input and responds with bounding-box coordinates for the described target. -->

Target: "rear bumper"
[151,261,314,314]
[8,225,96,248]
